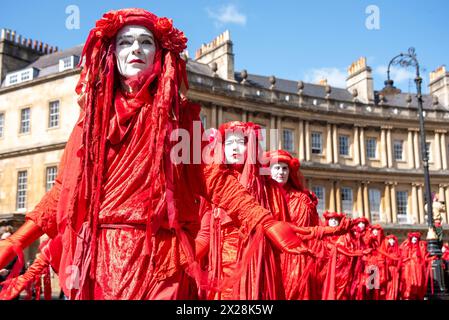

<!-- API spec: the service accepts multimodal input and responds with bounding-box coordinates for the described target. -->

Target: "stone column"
[407,129,415,169]
[211,104,218,128]
[390,183,398,224]
[360,126,366,166]
[335,181,342,213]
[444,185,449,224]
[333,124,339,164]
[411,183,419,224]
[413,130,421,169]
[380,128,388,167]
[276,117,282,149]
[439,184,446,224]
[386,127,393,168]
[305,121,311,161]
[363,182,370,220]
[329,180,336,212]
[354,126,360,166]
[384,183,392,223]
[242,111,248,123]
[270,115,278,151]
[440,131,448,170]
[218,105,223,127]
[434,131,442,170]
[417,184,425,224]
[326,123,333,164]
[298,120,305,161]
[357,183,364,218]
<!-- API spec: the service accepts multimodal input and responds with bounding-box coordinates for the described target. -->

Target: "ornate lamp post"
[383,48,447,298]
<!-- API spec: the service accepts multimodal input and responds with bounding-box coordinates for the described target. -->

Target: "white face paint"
[372,229,378,236]
[224,133,246,165]
[328,217,340,227]
[357,222,366,231]
[411,236,418,244]
[270,162,290,186]
[388,238,395,246]
[115,25,156,78]
[443,246,447,253]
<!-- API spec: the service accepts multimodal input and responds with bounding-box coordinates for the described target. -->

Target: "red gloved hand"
[0,220,43,270]
[262,218,314,255]
[0,253,49,300]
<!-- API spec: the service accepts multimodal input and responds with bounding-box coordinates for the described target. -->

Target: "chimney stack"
[346,57,374,104]
[429,65,449,107]
[194,30,235,81]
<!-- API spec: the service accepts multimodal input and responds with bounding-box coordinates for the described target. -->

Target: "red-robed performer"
[399,232,429,300]
[320,212,365,300]
[194,122,312,300]
[265,150,350,299]
[349,217,370,300]
[379,234,401,300]
[363,224,387,300]
[0,9,307,300]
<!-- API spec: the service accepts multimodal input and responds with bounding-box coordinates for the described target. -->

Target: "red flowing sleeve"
[25,113,84,238]
[287,189,319,227]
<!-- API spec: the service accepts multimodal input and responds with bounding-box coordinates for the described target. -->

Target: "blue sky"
[1,0,448,93]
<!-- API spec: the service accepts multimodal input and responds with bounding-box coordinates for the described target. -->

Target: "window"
[369,189,381,223]
[425,142,432,162]
[0,113,4,138]
[283,129,294,152]
[312,186,325,216]
[339,135,349,156]
[59,56,80,72]
[16,171,28,211]
[341,187,353,216]
[8,74,18,85]
[21,70,31,81]
[396,191,409,224]
[200,114,207,129]
[311,132,322,154]
[46,166,58,192]
[48,101,60,128]
[256,124,267,151]
[394,140,403,161]
[20,108,30,134]
[366,137,377,159]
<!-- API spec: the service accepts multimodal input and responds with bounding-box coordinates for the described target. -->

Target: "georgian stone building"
[0,28,448,248]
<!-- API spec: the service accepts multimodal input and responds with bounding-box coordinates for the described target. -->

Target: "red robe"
[363,232,387,300]
[26,101,271,300]
[280,186,319,300]
[399,239,428,300]
[197,176,287,300]
[378,237,401,300]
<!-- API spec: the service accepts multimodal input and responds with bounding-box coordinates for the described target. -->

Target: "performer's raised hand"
[261,218,314,255]
[0,220,43,270]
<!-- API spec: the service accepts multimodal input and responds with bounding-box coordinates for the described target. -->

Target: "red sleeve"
[288,190,320,227]
[199,164,270,236]
[26,113,83,238]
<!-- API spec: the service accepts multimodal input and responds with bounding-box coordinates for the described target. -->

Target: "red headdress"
[322,211,346,226]
[263,150,305,191]
[59,8,188,298]
[212,121,266,204]
[407,232,422,241]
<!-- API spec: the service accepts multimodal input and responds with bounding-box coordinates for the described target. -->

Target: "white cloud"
[375,65,415,84]
[304,67,347,88]
[207,4,247,27]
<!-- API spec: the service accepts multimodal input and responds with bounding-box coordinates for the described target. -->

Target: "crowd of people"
[0,8,448,300]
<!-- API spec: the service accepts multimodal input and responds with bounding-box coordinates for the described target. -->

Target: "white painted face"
[270,162,290,186]
[411,236,418,244]
[328,217,340,227]
[388,238,395,246]
[224,132,246,165]
[442,246,447,253]
[372,229,378,236]
[115,25,156,78]
[357,222,366,231]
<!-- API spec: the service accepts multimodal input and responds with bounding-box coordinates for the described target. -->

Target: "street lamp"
[382,48,447,298]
